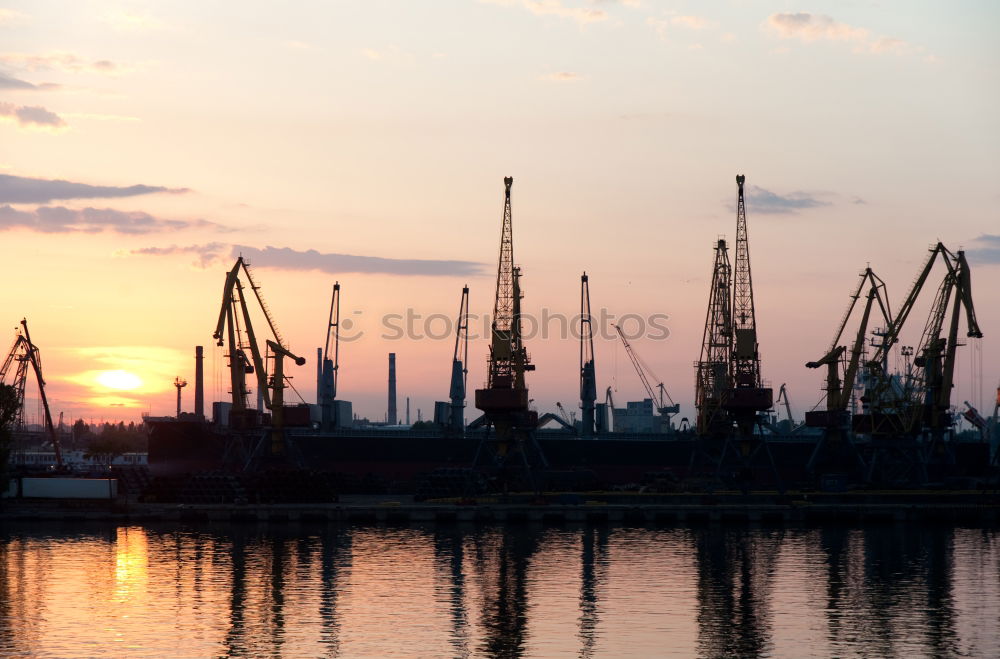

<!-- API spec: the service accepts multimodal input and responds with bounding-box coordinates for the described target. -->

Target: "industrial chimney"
[388,353,397,425]
[194,346,204,420]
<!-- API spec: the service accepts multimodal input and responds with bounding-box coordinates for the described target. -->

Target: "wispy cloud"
[483,0,608,25]
[733,186,830,215]
[129,242,488,275]
[0,174,186,203]
[0,102,65,129]
[128,243,227,268]
[964,234,1000,265]
[766,13,926,58]
[235,245,486,277]
[540,71,582,82]
[0,52,122,74]
[0,205,225,234]
[0,71,60,90]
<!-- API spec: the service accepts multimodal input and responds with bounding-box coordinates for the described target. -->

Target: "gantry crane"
[603,386,615,433]
[775,384,794,428]
[448,285,470,435]
[695,239,733,437]
[613,324,679,425]
[474,177,544,479]
[320,282,341,431]
[805,267,892,473]
[852,244,981,483]
[692,177,780,492]
[0,319,61,467]
[856,244,980,438]
[579,273,597,438]
[213,257,305,459]
[725,175,772,436]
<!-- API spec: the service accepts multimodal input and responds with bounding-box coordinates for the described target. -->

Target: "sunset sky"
[1,0,998,424]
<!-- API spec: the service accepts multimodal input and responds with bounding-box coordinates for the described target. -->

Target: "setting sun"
[95,370,143,391]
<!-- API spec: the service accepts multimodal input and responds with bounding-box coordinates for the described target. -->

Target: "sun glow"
[95,370,143,390]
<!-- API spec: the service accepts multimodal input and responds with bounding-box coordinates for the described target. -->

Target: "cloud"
[964,234,1000,265]
[767,13,868,42]
[483,0,607,25]
[0,71,55,90]
[541,71,582,81]
[233,245,486,277]
[766,13,924,58]
[0,174,186,203]
[735,186,830,215]
[129,243,227,268]
[0,205,224,234]
[0,102,65,128]
[0,52,122,74]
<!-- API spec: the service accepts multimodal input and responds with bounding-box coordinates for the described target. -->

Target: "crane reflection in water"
[0,523,998,657]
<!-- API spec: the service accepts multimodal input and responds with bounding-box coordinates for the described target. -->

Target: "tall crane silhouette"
[474,177,543,484]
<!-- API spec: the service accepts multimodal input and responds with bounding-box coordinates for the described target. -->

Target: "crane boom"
[613,324,678,417]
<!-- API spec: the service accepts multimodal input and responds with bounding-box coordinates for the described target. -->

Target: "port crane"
[857,244,980,436]
[695,238,733,437]
[474,177,545,481]
[692,177,780,492]
[852,244,981,483]
[603,386,615,433]
[213,257,305,459]
[805,266,892,473]
[579,273,597,438]
[613,324,679,425]
[319,282,341,431]
[0,319,62,467]
[775,384,794,428]
[448,285,469,435]
[725,175,772,436]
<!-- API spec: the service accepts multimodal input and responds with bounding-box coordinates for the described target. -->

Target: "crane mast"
[731,174,761,389]
[213,257,305,443]
[320,282,341,430]
[579,273,597,438]
[724,175,772,436]
[449,285,470,435]
[474,177,540,476]
[695,239,733,436]
[0,319,62,467]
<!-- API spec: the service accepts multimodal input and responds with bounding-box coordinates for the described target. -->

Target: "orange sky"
[2,1,998,423]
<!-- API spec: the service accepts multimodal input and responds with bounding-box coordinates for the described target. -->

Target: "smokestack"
[388,353,397,425]
[316,347,322,405]
[194,346,204,420]
[406,397,410,425]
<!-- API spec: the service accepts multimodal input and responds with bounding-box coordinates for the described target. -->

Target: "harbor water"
[1,522,998,658]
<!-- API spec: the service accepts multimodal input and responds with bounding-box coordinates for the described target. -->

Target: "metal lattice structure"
[486,176,522,390]
[731,174,761,389]
[0,319,62,466]
[695,239,733,436]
